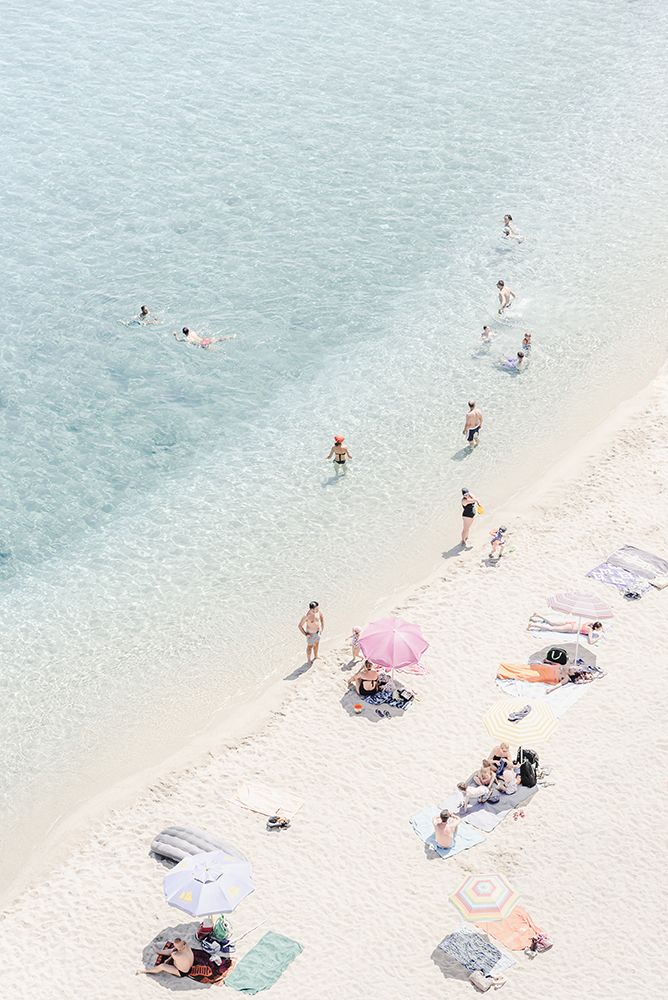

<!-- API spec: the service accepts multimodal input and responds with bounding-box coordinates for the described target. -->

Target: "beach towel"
[224,931,303,994]
[496,677,590,717]
[482,907,544,951]
[607,544,668,579]
[409,806,485,857]
[438,926,515,976]
[586,561,650,595]
[155,944,233,984]
[440,783,539,833]
[497,662,561,684]
[231,784,303,820]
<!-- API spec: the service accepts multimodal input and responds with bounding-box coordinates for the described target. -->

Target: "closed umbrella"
[163,850,254,918]
[484,698,558,746]
[450,874,520,923]
[547,591,613,664]
[358,617,429,674]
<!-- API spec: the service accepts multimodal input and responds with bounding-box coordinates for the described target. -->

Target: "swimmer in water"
[503,214,518,236]
[174,327,234,349]
[521,331,532,352]
[496,280,516,315]
[516,350,527,371]
[463,400,484,448]
[481,325,495,343]
[327,435,352,474]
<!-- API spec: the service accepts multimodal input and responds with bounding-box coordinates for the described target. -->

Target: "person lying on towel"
[498,662,595,687]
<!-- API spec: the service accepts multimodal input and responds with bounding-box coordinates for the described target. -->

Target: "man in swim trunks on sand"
[463,400,483,448]
[299,601,325,663]
[174,327,234,349]
[138,938,194,978]
[496,280,516,315]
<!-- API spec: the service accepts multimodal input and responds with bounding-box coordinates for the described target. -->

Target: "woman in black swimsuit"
[461,487,479,546]
[351,660,380,698]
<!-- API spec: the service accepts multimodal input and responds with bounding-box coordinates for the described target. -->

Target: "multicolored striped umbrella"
[163,850,254,917]
[450,874,520,922]
[484,698,558,745]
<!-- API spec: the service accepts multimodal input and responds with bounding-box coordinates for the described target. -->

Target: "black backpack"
[515,746,539,787]
[544,646,568,666]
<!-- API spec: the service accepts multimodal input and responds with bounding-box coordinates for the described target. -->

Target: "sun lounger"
[409,806,485,857]
[224,931,303,994]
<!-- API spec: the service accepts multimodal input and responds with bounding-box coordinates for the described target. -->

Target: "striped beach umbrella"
[484,698,558,746]
[547,590,614,662]
[163,850,254,917]
[450,874,519,922]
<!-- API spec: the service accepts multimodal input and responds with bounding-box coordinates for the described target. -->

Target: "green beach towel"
[225,931,303,994]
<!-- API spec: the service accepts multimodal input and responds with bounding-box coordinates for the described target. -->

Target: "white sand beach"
[1,368,667,1000]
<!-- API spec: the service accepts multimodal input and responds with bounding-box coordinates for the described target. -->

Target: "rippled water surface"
[1,0,668,872]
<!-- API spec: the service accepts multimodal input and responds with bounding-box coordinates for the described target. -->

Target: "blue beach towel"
[586,561,650,595]
[225,931,303,994]
[409,806,485,857]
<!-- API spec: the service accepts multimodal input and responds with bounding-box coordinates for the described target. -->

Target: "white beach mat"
[231,783,304,819]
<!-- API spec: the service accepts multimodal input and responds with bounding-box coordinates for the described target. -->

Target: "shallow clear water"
[1,0,668,872]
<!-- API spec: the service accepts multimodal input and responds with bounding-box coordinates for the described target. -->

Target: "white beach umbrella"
[163,850,254,918]
[546,591,613,664]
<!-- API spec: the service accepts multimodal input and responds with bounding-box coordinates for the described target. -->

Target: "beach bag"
[469,971,495,992]
[515,746,539,787]
[544,646,568,666]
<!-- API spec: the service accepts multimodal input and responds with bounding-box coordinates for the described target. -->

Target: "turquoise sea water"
[1,0,668,874]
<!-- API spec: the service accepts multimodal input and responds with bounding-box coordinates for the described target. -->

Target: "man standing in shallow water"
[299,601,325,663]
[496,280,516,315]
[463,400,483,448]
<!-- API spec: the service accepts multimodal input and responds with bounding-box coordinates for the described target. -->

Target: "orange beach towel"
[497,662,561,685]
[481,906,544,951]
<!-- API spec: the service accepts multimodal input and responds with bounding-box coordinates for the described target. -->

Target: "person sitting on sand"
[488,743,518,792]
[174,327,233,349]
[527,614,604,644]
[432,809,460,849]
[458,759,497,811]
[138,938,194,978]
[350,660,381,698]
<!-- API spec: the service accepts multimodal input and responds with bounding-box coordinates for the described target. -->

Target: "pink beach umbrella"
[358,617,429,674]
[546,591,614,664]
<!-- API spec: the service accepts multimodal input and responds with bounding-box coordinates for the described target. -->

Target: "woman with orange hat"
[326,435,352,475]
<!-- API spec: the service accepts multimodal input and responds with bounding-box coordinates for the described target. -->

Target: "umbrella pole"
[573,616,582,665]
